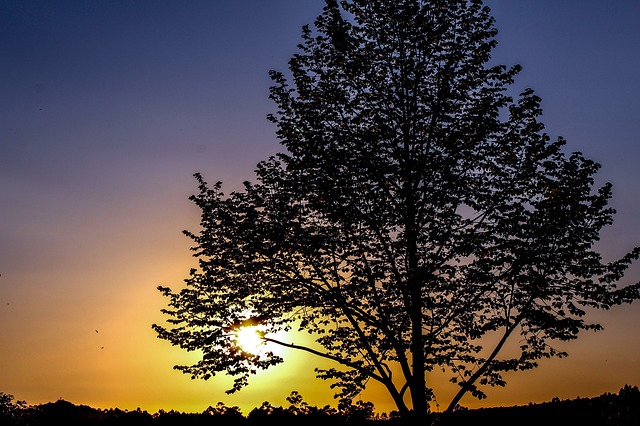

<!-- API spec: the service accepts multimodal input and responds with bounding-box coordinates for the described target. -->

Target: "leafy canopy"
[154,0,640,416]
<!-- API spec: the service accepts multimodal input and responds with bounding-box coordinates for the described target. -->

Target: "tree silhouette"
[153,0,640,421]
[0,392,27,426]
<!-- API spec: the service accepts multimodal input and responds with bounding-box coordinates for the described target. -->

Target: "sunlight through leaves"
[234,326,265,356]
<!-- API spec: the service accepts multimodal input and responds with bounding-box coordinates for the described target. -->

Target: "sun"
[235,325,265,355]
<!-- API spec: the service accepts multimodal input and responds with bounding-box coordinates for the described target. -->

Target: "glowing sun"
[235,326,265,355]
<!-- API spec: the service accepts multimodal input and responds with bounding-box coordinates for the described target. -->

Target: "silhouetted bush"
[27,399,105,426]
[437,385,640,426]
[2,386,639,426]
[103,407,153,426]
[0,392,27,426]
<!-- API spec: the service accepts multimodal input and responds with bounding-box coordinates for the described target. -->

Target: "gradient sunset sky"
[1,0,639,415]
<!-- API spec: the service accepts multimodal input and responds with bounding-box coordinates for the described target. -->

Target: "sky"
[1,0,640,415]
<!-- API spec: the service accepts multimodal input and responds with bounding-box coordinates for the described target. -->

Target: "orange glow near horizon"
[2,260,640,416]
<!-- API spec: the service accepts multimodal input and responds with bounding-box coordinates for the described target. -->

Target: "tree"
[0,392,27,426]
[153,0,640,421]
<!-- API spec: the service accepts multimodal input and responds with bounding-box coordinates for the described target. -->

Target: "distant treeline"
[1,385,639,426]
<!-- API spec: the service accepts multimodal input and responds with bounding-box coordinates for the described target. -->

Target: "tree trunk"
[403,130,428,419]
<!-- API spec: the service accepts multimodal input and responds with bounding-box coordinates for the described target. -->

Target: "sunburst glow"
[235,326,265,355]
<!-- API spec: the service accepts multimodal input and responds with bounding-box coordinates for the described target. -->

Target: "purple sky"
[1,0,639,413]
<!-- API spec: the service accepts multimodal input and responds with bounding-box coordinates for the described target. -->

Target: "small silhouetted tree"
[203,402,244,420]
[153,0,640,421]
[0,392,27,426]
